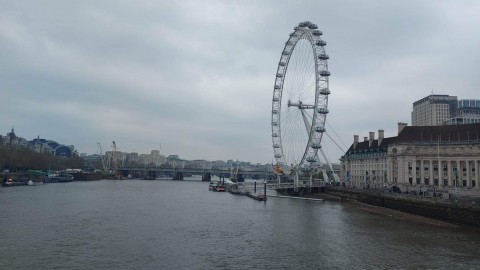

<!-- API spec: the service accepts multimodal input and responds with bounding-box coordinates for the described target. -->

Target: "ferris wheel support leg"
[319,147,340,183]
[309,174,313,193]
[294,171,299,192]
[300,109,311,134]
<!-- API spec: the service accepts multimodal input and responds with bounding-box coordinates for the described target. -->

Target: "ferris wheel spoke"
[300,44,313,87]
[290,41,312,101]
[282,110,303,162]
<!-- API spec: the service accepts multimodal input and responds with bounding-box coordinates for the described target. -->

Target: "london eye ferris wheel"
[271,21,330,175]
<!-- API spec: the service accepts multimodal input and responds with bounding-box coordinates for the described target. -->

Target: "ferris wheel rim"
[271,21,330,174]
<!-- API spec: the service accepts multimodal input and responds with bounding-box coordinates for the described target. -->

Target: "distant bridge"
[117,167,273,180]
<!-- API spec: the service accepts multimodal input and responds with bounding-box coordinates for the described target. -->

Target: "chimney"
[378,129,384,145]
[398,122,407,135]
[364,136,368,142]
[353,135,359,149]
[369,131,374,147]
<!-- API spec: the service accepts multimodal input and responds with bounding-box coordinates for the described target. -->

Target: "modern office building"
[411,95,457,126]
[340,123,480,191]
[412,94,480,126]
[445,99,480,125]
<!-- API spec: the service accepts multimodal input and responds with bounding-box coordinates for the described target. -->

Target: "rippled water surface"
[1,180,480,269]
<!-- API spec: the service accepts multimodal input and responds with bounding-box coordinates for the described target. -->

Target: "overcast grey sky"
[1,0,479,164]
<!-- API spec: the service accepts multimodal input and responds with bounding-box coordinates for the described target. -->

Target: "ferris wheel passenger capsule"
[273,144,280,148]
[274,154,282,159]
[320,88,331,95]
[306,156,317,163]
[282,50,290,55]
[308,23,318,29]
[276,73,284,78]
[311,143,322,149]
[273,97,279,102]
[319,70,331,76]
[317,108,329,114]
[312,30,323,36]
[318,54,329,60]
[316,40,327,46]
[315,126,326,132]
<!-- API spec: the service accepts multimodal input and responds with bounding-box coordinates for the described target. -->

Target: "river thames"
[1,179,479,269]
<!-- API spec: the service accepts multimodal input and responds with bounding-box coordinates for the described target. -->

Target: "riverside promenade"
[322,186,480,226]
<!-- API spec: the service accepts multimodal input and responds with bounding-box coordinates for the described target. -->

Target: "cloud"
[1,0,479,164]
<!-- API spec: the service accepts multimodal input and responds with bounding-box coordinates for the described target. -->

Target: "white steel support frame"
[318,147,340,182]
[271,21,330,182]
[294,93,340,184]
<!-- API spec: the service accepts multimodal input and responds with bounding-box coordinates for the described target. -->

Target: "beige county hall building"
[341,94,480,192]
[340,123,480,191]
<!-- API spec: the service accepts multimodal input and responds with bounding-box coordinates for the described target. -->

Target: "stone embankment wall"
[326,188,480,226]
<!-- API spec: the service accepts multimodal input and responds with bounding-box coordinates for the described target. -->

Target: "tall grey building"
[411,94,457,126]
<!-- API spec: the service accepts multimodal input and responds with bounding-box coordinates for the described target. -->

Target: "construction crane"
[97,142,107,172]
[112,141,122,180]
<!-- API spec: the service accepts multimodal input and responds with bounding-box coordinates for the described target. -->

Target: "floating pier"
[268,195,324,201]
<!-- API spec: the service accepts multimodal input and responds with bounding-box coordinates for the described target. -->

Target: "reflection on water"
[1,180,479,269]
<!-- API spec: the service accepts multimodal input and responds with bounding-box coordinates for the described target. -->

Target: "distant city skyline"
[1,1,480,164]
[0,127,269,165]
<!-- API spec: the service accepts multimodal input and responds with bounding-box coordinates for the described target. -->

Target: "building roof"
[397,123,480,143]
[412,94,457,106]
[345,136,397,154]
[344,123,480,156]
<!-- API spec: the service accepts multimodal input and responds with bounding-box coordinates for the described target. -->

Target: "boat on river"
[208,182,215,191]
[46,173,74,183]
[209,181,226,192]
[69,171,102,181]
[214,183,226,192]
[2,178,26,187]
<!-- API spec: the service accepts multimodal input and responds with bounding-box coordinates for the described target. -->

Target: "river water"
[1,179,479,270]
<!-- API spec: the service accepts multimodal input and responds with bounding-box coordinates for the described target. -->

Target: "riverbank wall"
[325,188,480,226]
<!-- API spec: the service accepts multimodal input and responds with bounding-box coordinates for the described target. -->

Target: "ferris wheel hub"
[288,100,314,109]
